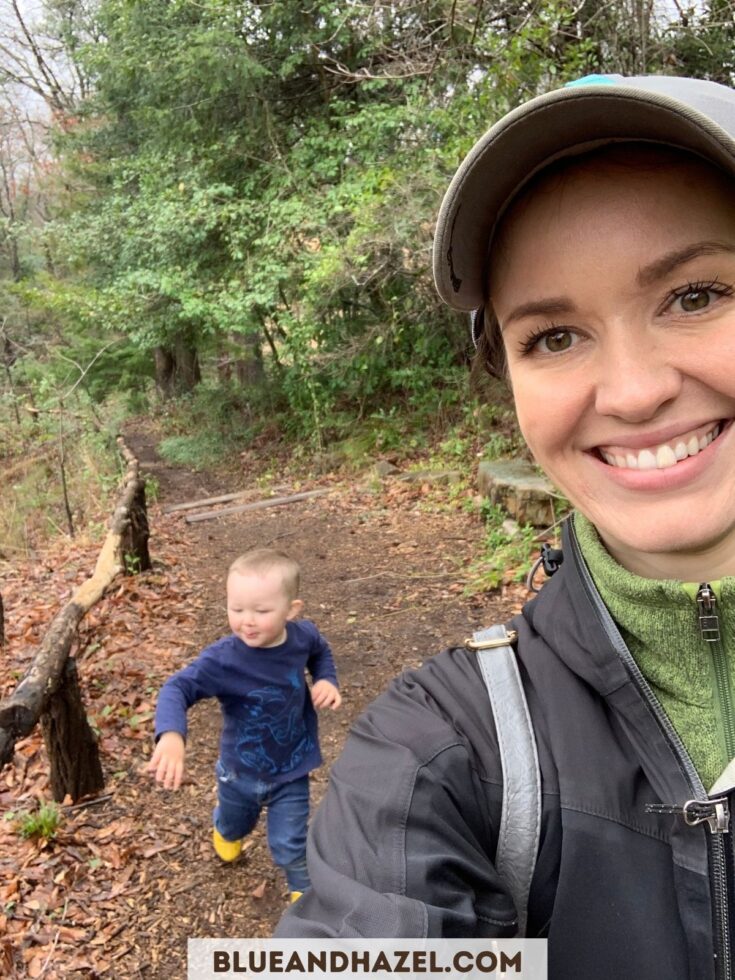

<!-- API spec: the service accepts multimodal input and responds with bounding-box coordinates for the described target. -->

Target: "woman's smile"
[594,419,724,469]
[585,416,731,495]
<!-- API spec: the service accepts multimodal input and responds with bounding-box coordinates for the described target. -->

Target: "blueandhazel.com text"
[213,949,522,974]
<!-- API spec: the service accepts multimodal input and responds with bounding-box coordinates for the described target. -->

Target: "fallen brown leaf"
[141,842,179,859]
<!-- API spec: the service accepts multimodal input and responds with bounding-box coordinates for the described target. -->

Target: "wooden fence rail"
[0,435,150,801]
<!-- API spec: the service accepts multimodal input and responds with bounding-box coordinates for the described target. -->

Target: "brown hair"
[228,549,301,601]
[473,306,507,381]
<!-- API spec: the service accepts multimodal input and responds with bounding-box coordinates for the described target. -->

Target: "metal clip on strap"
[465,630,519,651]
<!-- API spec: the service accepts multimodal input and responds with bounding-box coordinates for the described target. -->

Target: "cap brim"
[434,82,735,311]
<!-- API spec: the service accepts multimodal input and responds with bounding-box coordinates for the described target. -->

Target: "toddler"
[146,548,340,901]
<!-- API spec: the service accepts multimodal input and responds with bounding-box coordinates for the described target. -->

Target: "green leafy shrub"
[15,802,62,842]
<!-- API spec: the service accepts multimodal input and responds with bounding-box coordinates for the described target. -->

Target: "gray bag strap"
[469,624,541,936]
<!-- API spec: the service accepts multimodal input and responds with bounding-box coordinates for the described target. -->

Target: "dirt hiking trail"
[0,427,524,979]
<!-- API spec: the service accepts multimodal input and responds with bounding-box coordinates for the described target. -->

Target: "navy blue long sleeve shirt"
[154,619,338,784]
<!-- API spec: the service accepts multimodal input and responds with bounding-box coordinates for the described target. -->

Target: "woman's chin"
[587,511,735,580]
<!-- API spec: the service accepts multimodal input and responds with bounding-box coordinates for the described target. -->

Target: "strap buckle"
[465,629,518,651]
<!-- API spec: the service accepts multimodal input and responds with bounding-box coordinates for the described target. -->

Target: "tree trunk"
[154,335,201,398]
[174,334,202,390]
[233,333,265,387]
[2,334,21,426]
[153,346,176,399]
[40,657,104,802]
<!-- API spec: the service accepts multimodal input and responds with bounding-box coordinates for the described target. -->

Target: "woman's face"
[490,148,735,578]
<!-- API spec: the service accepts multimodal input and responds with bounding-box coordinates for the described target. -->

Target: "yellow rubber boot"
[212,828,242,862]
[290,891,303,903]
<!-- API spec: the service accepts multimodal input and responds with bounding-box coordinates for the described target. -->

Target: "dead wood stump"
[121,480,151,573]
[40,657,104,802]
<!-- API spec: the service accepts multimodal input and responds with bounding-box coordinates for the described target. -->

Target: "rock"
[372,460,400,478]
[478,459,555,527]
[310,450,346,475]
[501,519,520,537]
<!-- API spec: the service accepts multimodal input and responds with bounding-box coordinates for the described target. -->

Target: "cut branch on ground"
[184,489,332,523]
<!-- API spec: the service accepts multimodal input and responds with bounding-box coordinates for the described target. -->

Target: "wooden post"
[40,657,104,802]
[121,480,151,573]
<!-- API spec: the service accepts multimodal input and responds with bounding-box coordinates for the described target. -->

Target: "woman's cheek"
[514,385,568,458]
[516,394,586,494]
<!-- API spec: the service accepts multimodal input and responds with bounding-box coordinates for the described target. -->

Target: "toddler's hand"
[146,731,186,790]
[311,679,342,711]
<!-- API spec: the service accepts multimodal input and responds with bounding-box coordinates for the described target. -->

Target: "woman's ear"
[287,599,304,621]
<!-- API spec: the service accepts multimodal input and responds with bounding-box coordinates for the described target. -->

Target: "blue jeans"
[213,760,310,891]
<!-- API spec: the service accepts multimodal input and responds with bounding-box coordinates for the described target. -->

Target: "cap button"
[564,74,618,88]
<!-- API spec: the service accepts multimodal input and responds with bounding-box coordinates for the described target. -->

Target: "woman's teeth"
[600,423,722,470]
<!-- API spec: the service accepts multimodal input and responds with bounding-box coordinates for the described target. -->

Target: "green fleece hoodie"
[573,512,735,791]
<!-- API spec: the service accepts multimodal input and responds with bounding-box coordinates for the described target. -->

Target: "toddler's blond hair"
[228,548,301,602]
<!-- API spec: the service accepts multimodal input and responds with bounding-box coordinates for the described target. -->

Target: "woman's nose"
[593,334,682,422]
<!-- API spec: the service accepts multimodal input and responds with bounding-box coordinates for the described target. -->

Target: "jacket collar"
[524,514,709,808]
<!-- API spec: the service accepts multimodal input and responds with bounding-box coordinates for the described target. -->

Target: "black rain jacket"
[277,517,733,980]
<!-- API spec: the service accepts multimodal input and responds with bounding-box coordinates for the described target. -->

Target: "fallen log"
[0,435,150,798]
[185,488,331,523]
[164,490,249,514]
[164,484,290,514]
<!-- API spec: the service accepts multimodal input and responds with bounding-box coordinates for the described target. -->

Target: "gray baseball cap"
[433,74,735,315]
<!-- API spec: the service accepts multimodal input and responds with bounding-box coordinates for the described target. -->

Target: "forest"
[1,0,732,544]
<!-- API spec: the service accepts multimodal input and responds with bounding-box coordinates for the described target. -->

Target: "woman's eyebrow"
[637,240,735,287]
[499,241,735,329]
[501,298,576,330]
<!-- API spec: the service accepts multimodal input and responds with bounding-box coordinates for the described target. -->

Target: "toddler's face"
[226,569,302,648]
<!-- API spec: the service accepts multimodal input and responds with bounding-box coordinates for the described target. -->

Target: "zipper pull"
[646,797,730,833]
[697,583,721,642]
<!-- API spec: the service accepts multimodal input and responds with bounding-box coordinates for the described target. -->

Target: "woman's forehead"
[513,142,724,210]
[490,143,735,272]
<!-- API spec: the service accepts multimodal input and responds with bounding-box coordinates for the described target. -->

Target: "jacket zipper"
[697,584,735,759]
[696,582,735,980]
[569,518,732,980]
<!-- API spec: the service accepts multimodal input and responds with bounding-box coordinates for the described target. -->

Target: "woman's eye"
[542,330,573,352]
[518,325,579,357]
[678,289,711,312]
[669,281,734,315]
